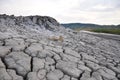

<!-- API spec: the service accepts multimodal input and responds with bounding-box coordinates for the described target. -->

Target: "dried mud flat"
[0,15,120,80]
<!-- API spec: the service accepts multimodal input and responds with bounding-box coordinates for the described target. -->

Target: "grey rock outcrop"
[0,14,120,80]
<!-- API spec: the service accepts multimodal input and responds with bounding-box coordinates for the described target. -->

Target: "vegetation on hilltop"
[62,23,120,35]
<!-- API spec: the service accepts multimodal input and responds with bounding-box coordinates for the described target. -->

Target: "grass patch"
[90,29,120,35]
[74,28,92,31]
[74,28,120,35]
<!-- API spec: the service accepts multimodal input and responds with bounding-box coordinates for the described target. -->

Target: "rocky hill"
[0,14,120,80]
[62,23,120,29]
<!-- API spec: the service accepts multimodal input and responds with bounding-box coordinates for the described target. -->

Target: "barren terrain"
[0,15,120,80]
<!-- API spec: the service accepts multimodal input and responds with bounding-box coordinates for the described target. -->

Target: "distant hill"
[61,23,120,29]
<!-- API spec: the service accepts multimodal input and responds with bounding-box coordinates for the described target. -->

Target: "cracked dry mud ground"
[0,31,120,80]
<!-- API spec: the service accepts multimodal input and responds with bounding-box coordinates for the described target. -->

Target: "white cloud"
[93,5,112,11]
[0,0,120,25]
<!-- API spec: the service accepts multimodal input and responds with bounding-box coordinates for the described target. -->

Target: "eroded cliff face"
[0,15,65,37]
[0,14,59,28]
[0,14,120,80]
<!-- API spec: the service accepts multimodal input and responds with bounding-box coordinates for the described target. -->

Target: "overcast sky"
[0,0,120,25]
